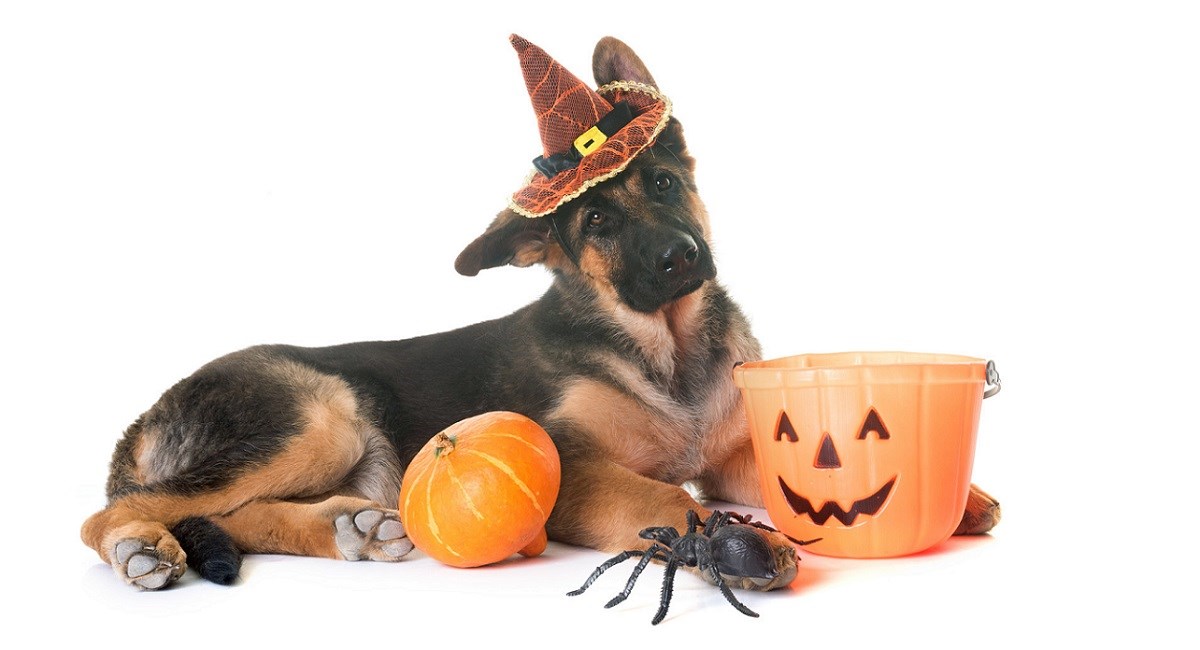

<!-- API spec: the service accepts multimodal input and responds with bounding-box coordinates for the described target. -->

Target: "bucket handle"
[983,360,1001,399]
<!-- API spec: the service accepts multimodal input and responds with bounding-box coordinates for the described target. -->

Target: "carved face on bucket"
[775,407,898,527]
[737,354,985,557]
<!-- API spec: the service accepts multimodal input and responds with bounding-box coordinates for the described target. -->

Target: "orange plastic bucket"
[733,352,998,558]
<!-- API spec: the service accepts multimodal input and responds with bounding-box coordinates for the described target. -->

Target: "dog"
[81,36,999,591]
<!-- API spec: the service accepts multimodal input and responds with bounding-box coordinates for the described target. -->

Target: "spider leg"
[686,509,703,533]
[650,557,680,625]
[727,510,798,538]
[705,564,760,618]
[567,550,646,596]
[704,510,733,537]
[604,544,667,608]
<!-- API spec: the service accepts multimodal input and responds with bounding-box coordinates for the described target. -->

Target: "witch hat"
[507,35,672,219]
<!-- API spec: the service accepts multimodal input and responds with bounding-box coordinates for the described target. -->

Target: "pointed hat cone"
[506,35,673,218]
[511,34,613,158]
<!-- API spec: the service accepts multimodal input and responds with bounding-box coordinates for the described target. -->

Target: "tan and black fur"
[82,37,999,591]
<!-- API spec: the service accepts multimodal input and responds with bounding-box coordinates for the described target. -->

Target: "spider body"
[568,510,783,624]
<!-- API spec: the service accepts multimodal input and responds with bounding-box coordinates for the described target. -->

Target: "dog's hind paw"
[112,536,187,591]
[954,484,1001,536]
[334,508,414,561]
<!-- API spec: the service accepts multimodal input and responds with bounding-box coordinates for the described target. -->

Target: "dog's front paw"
[111,535,187,591]
[705,524,798,592]
[334,508,414,561]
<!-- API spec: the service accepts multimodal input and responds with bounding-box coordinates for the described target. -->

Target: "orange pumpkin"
[399,411,561,568]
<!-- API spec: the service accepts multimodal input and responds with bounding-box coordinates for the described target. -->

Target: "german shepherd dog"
[82,37,999,591]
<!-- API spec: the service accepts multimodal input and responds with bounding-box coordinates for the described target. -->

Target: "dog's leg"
[699,440,764,508]
[80,509,186,590]
[550,458,707,550]
[549,458,797,591]
[83,357,406,589]
[954,483,1001,535]
[212,495,412,561]
[82,427,367,591]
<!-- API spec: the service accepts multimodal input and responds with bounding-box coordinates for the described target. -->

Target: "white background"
[3,1,1197,647]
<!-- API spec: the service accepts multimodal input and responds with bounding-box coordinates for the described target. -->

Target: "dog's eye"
[654,173,673,193]
[585,210,607,229]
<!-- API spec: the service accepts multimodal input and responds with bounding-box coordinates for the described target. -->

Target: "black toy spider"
[567,510,782,625]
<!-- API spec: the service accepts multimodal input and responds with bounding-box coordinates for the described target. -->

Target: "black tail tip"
[170,516,243,586]
[198,558,240,585]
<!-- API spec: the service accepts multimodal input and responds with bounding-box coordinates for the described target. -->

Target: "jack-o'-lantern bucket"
[733,352,1000,558]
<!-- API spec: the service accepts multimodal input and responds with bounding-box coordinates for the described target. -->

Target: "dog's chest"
[553,374,742,476]
[553,335,753,483]
[637,368,745,483]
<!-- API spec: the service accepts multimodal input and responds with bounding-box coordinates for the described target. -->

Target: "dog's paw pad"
[382,539,414,558]
[334,508,412,562]
[334,516,360,557]
[114,539,144,565]
[354,510,383,533]
[134,570,174,590]
[126,554,158,578]
[110,537,186,591]
[377,520,404,541]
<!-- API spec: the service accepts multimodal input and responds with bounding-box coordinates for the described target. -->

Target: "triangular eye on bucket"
[775,411,798,442]
[857,408,891,440]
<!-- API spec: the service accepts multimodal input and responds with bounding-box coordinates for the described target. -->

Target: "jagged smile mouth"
[778,476,897,526]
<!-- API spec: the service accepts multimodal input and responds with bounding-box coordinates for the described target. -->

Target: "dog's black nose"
[660,236,699,275]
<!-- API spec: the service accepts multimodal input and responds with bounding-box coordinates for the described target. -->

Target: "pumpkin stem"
[433,432,457,458]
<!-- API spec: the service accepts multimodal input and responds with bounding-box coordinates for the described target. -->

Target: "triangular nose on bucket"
[815,433,841,468]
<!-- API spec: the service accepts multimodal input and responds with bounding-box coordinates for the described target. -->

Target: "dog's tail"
[170,517,242,585]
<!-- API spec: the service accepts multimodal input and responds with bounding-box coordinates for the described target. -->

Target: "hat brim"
[510,82,672,219]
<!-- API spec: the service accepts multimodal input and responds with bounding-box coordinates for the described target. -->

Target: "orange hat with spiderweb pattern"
[508,34,671,219]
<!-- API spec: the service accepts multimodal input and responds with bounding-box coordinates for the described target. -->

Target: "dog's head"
[455,37,715,314]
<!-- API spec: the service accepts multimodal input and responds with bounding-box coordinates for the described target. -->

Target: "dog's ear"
[593,36,658,89]
[655,118,693,168]
[455,210,552,276]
